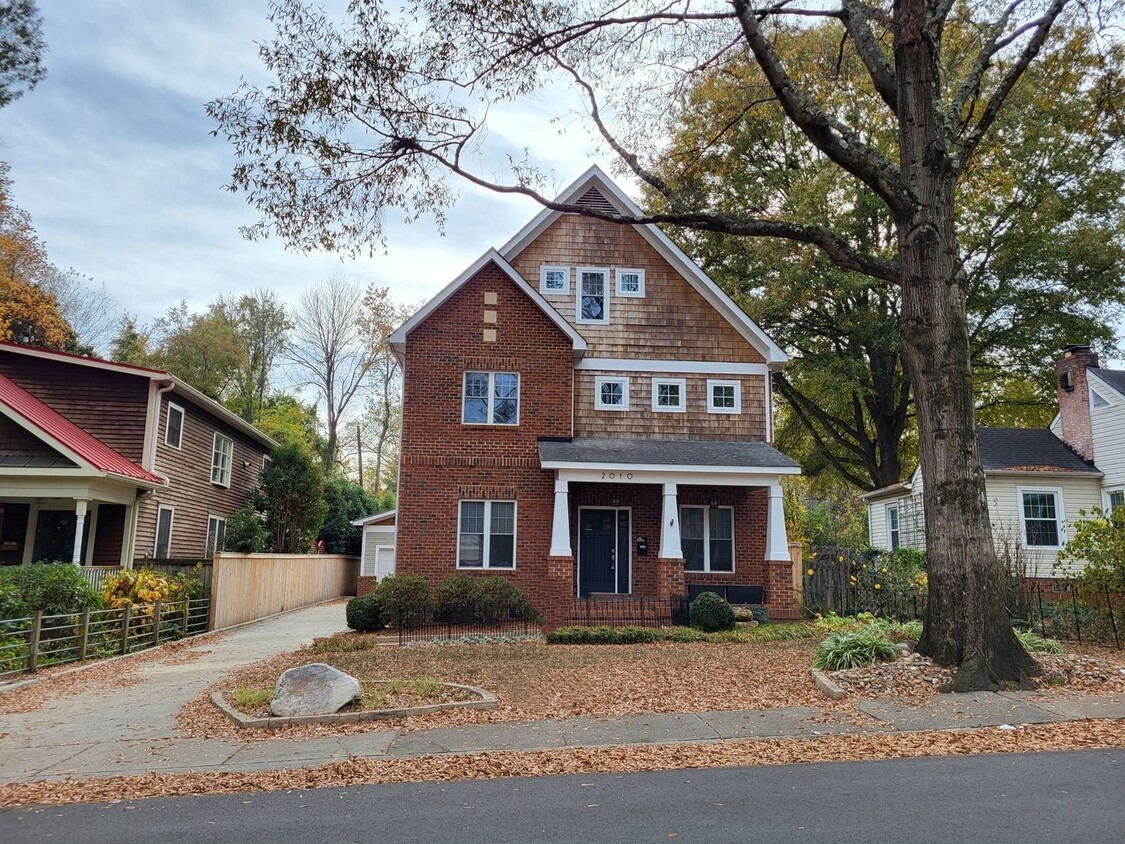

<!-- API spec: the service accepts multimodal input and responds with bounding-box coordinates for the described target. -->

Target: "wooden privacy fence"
[208,553,359,630]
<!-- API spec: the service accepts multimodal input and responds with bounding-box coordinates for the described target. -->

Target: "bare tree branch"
[841,0,897,112]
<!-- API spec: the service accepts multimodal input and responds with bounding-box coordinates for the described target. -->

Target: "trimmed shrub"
[0,562,102,617]
[546,626,664,644]
[812,627,900,671]
[345,593,383,632]
[372,574,432,628]
[547,623,815,645]
[435,574,540,624]
[663,626,709,643]
[689,592,736,632]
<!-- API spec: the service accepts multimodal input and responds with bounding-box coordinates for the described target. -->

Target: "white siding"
[361,526,396,576]
[866,493,911,550]
[1089,371,1125,505]
[984,475,1103,577]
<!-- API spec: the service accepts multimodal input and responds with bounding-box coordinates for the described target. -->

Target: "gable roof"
[388,249,588,360]
[978,427,1100,474]
[0,342,277,450]
[1089,367,1125,399]
[351,509,397,527]
[0,372,163,485]
[499,166,788,369]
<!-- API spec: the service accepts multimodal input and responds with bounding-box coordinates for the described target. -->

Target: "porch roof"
[538,437,800,473]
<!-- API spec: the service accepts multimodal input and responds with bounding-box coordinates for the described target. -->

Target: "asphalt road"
[2,750,1121,843]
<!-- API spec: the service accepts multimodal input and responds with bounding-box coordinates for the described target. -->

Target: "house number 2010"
[601,472,634,480]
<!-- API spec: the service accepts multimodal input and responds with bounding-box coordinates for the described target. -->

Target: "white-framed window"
[652,378,686,412]
[154,505,174,559]
[1018,487,1064,549]
[594,376,630,411]
[706,379,741,414]
[576,266,609,324]
[1090,385,1111,409]
[165,402,185,449]
[615,268,645,298]
[887,505,901,550]
[539,265,570,294]
[462,372,520,425]
[205,515,226,556]
[211,433,234,487]
[680,506,734,572]
[1107,489,1124,512]
[457,500,516,569]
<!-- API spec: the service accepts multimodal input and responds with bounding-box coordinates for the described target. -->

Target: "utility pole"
[356,422,364,490]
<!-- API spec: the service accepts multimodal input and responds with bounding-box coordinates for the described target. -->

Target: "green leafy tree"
[254,393,327,456]
[319,473,377,555]
[259,442,327,553]
[223,503,270,553]
[0,1,46,110]
[207,0,1108,687]
[218,289,291,423]
[150,302,244,400]
[1060,508,1125,593]
[109,312,153,365]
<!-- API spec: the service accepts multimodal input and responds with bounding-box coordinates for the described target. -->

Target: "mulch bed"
[2,719,1122,808]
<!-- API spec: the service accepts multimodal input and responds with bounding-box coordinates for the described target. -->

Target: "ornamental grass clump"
[812,626,900,671]
[1015,628,1064,654]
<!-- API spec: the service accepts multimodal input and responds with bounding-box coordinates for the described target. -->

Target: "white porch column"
[549,478,572,556]
[766,481,791,561]
[659,482,682,559]
[71,499,89,566]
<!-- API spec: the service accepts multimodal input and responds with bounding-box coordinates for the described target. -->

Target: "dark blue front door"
[579,509,629,596]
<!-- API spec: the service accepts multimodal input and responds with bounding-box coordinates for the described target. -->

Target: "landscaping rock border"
[810,668,848,700]
[211,681,497,729]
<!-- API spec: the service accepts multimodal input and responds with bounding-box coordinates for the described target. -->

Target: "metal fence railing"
[392,598,541,645]
[564,595,691,629]
[1013,581,1122,649]
[0,598,211,679]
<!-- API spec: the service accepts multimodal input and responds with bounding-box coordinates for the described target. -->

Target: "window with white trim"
[652,378,686,412]
[680,506,734,572]
[155,506,174,559]
[577,267,609,323]
[206,515,226,556]
[887,505,901,550]
[594,376,630,411]
[706,379,741,414]
[1020,489,1062,548]
[539,265,569,294]
[615,268,645,297]
[463,372,520,425]
[211,433,233,487]
[1107,489,1124,512]
[1090,386,1111,409]
[165,402,184,449]
[457,500,516,568]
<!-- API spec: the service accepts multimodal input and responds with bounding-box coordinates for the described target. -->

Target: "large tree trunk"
[895,1,1036,689]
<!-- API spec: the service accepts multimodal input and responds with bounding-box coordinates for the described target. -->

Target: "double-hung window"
[165,402,184,449]
[1020,489,1063,548]
[577,267,609,324]
[707,380,741,414]
[652,378,686,412]
[680,506,734,572]
[155,506,174,559]
[1107,490,1124,513]
[211,434,233,487]
[887,505,901,550]
[206,515,226,556]
[458,501,516,568]
[463,372,519,425]
[594,376,629,411]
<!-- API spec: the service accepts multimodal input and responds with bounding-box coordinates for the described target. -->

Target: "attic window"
[616,268,645,298]
[1090,386,1111,409]
[540,265,569,294]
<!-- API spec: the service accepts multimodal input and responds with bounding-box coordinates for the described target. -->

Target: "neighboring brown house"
[0,342,275,567]
[379,167,800,623]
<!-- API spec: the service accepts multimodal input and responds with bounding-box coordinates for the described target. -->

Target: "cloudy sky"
[3,1,609,331]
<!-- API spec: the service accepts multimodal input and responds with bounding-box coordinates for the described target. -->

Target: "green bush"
[0,562,103,618]
[546,626,664,644]
[1015,628,1064,654]
[663,626,709,642]
[689,592,736,632]
[812,627,900,671]
[708,623,815,643]
[345,592,383,632]
[547,623,816,645]
[435,574,540,624]
[371,574,432,628]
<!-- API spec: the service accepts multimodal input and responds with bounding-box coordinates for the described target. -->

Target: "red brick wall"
[395,261,576,613]
[1056,345,1098,461]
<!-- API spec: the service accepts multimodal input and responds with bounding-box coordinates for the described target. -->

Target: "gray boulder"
[270,663,361,717]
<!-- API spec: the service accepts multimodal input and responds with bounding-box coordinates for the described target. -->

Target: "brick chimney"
[1055,344,1099,461]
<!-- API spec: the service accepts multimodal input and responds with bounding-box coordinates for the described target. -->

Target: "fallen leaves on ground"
[2,719,1121,808]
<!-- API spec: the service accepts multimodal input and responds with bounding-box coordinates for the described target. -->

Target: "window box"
[211,433,233,487]
[652,378,686,412]
[615,268,645,298]
[594,376,630,411]
[539,265,570,294]
[576,267,609,324]
[463,372,520,425]
[457,500,516,569]
[706,379,741,414]
[680,506,734,572]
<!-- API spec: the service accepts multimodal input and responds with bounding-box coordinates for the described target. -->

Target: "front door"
[579,509,629,596]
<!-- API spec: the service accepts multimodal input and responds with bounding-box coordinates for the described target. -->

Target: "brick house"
[377,167,801,623]
[0,342,274,567]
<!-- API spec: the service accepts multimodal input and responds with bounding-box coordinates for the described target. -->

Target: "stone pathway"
[1,606,1122,783]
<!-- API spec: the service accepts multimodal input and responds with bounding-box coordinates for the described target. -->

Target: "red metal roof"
[0,372,163,485]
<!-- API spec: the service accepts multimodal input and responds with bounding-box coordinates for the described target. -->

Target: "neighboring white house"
[863,345,1123,577]
[352,510,396,582]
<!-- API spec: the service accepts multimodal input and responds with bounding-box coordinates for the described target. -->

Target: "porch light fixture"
[610,495,621,507]
[708,495,719,510]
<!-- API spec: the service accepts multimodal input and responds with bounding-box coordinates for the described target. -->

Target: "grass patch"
[357,677,466,711]
[307,634,381,654]
[230,685,273,709]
